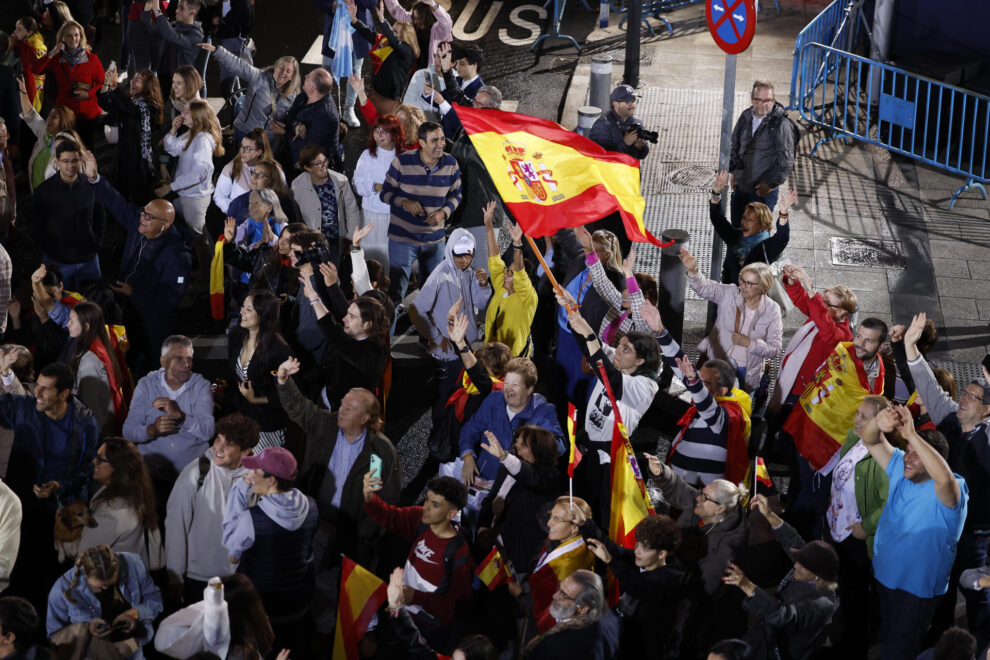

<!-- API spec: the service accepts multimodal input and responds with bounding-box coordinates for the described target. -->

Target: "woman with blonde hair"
[348,0,419,116]
[158,65,203,183]
[36,20,105,144]
[99,69,164,203]
[680,249,782,393]
[47,545,163,659]
[196,43,301,146]
[162,99,224,274]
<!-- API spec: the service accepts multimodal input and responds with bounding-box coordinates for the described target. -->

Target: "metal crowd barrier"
[795,42,990,208]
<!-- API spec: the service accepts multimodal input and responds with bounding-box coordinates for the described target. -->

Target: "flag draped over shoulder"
[209,237,225,320]
[784,342,884,471]
[332,557,388,660]
[455,105,669,246]
[595,363,654,548]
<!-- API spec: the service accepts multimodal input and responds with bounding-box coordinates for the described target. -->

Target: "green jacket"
[838,430,888,559]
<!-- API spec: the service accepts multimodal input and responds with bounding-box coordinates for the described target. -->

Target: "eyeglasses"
[961,390,986,404]
[373,128,390,135]
[700,491,720,505]
[547,513,572,525]
[240,144,259,152]
[309,159,328,169]
[738,278,761,288]
[250,171,270,179]
[825,302,844,311]
[58,158,80,165]
[140,208,166,223]
[555,586,578,601]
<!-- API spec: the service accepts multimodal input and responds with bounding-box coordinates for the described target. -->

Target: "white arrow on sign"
[712,2,724,11]
[733,12,744,20]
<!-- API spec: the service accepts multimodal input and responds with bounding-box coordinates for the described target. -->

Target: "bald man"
[274,67,340,169]
[81,151,192,375]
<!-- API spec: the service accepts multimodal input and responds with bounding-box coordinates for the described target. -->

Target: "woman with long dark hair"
[353,114,403,272]
[99,69,164,203]
[224,220,306,301]
[78,439,164,573]
[213,128,277,215]
[227,291,293,450]
[60,301,130,435]
[155,574,277,659]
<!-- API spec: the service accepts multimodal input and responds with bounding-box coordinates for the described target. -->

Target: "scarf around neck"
[736,230,769,258]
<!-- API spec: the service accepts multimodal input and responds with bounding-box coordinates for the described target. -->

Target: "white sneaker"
[342,107,360,128]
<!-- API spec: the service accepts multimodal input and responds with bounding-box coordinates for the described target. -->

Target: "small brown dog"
[54,501,96,562]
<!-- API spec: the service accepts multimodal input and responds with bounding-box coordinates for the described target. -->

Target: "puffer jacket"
[212,46,297,142]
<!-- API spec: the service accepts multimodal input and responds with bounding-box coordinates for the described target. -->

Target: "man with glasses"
[525,569,619,658]
[728,79,795,227]
[588,84,650,160]
[27,140,106,290]
[903,313,990,648]
[80,150,192,375]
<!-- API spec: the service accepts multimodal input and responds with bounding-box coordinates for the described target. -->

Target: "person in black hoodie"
[585,514,684,658]
[80,150,191,376]
[145,0,204,83]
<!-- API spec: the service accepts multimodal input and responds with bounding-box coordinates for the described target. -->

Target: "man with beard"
[523,570,619,659]
[782,317,888,536]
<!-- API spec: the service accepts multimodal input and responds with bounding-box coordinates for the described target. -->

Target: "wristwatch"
[456,343,471,354]
[584,333,597,343]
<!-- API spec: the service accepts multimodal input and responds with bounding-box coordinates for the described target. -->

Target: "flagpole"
[524,235,577,312]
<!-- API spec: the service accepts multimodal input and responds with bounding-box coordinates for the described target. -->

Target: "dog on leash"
[54,501,96,563]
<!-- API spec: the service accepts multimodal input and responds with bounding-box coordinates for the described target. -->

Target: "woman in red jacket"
[36,20,105,146]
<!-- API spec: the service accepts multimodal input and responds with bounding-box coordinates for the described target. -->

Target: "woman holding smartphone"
[36,20,105,147]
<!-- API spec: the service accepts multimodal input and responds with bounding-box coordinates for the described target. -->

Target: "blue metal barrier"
[795,42,989,208]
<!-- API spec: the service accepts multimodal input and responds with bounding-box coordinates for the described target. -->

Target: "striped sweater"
[380,150,462,245]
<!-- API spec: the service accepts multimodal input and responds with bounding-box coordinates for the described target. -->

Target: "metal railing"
[787,0,871,110]
[795,42,990,207]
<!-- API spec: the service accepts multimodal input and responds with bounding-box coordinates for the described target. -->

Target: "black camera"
[297,244,333,267]
[636,126,659,144]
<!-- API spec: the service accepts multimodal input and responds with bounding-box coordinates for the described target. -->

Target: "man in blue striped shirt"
[380,121,462,305]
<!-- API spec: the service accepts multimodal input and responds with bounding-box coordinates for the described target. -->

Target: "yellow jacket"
[484,255,538,357]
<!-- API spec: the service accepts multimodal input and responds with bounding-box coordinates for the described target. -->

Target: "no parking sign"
[706,0,757,54]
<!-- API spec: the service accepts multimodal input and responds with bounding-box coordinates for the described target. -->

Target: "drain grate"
[667,164,716,191]
[829,237,905,269]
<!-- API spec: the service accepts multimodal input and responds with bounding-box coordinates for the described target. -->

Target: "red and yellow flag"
[476,546,515,590]
[595,363,655,548]
[456,105,669,246]
[209,236,225,320]
[332,557,388,660]
[566,403,582,478]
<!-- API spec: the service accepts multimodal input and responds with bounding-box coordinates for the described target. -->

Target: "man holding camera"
[589,84,651,160]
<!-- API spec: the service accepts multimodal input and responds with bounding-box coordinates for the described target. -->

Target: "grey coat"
[213,47,297,141]
[729,103,795,193]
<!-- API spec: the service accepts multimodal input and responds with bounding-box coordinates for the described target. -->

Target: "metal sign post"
[704,0,756,332]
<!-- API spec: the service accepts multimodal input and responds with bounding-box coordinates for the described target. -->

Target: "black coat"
[98,88,161,202]
[709,201,789,285]
[525,609,620,659]
[226,329,292,432]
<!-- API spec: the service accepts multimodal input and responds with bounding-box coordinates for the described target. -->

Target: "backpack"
[768,103,801,160]
[196,455,211,492]
[412,521,470,600]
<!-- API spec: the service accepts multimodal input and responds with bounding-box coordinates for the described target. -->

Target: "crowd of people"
[0,3,983,660]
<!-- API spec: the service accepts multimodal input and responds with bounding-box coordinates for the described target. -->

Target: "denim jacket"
[47,552,164,658]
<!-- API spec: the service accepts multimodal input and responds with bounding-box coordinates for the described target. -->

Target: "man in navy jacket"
[80,151,192,375]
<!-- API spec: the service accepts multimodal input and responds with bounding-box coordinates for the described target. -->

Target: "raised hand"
[573,224,594,254]
[319,262,338,287]
[586,538,613,564]
[779,188,798,214]
[30,264,47,284]
[643,452,667,477]
[448,312,469,346]
[352,222,374,247]
[675,355,697,382]
[276,357,301,382]
[554,288,578,311]
[903,313,927,349]
[507,221,523,245]
[345,0,358,20]
[874,407,898,434]
[482,200,496,227]
[712,170,729,195]
[679,248,699,276]
[640,302,663,333]
[622,247,636,278]
[480,430,506,459]
[223,217,236,242]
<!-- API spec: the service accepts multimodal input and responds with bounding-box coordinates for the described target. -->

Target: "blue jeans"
[731,187,780,228]
[388,240,445,304]
[43,255,102,291]
[876,581,939,659]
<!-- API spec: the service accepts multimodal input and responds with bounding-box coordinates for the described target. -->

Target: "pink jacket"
[689,272,783,391]
[383,0,452,67]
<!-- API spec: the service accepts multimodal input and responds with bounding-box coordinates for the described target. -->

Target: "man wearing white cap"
[410,227,492,421]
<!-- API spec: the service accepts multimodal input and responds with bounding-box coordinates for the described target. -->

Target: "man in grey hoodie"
[221,446,318,654]
[145,0,205,83]
[165,412,259,607]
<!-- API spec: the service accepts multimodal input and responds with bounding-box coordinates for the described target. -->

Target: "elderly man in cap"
[221,446,318,653]
[80,150,192,375]
[410,227,492,422]
[588,84,650,160]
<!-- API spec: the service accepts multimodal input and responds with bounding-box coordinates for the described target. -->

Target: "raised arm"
[904,313,958,426]
[894,403,961,508]
[860,408,896,471]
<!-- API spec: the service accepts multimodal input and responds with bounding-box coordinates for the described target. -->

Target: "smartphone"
[369,453,382,481]
[430,72,442,93]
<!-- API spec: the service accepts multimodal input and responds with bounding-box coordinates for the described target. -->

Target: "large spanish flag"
[332,557,388,660]
[595,362,655,548]
[456,105,667,246]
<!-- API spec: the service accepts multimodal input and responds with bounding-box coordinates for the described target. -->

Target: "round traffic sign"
[706,0,757,54]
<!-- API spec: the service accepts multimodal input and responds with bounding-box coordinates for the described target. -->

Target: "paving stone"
[966,260,990,281]
[939,297,980,321]
[815,267,890,292]
[931,258,971,279]
[849,290,892,317]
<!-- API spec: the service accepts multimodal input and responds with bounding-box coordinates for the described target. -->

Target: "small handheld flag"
[476,546,515,590]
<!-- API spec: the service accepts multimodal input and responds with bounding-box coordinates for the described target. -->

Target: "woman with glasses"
[291,145,360,264]
[353,115,403,272]
[47,545,163,659]
[223,219,307,301]
[225,159,299,226]
[213,128,277,215]
[77,439,164,573]
[709,169,795,285]
[680,248,782,393]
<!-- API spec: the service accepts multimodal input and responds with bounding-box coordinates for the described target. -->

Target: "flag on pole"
[209,236,225,320]
[332,557,388,660]
[455,105,672,247]
[476,546,515,590]
[566,403,582,478]
[328,0,355,82]
[596,362,655,549]
[744,456,776,504]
